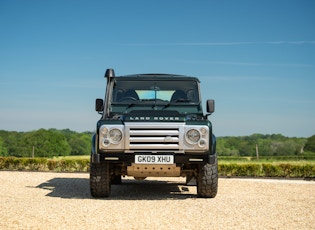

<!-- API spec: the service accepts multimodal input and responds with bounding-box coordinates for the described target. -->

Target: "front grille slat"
[129,144,179,149]
[130,137,179,143]
[130,130,179,136]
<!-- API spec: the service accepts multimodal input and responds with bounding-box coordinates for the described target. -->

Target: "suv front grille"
[125,122,184,152]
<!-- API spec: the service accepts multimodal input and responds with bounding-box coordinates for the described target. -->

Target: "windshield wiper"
[126,103,137,109]
[163,100,199,109]
[173,99,192,102]
[140,99,156,102]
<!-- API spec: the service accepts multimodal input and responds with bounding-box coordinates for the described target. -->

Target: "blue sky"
[0,0,314,137]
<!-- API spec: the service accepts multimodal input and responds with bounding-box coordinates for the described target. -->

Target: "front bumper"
[91,152,216,165]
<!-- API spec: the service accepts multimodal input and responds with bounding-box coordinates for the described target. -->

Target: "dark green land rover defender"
[90,69,217,198]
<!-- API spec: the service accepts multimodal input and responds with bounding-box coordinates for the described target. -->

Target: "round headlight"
[186,129,200,144]
[199,139,206,147]
[102,138,110,146]
[100,126,108,135]
[109,129,123,143]
[200,127,207,135]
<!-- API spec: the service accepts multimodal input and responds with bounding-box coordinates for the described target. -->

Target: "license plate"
[135,155,174,164]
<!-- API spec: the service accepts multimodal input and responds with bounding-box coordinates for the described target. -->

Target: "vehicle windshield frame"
[111,79,200,105]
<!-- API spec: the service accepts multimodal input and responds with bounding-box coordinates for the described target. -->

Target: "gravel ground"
[0,171,314,230]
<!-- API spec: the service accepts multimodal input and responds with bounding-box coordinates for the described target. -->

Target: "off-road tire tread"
[90,162,111,198]
[197,161,218,198]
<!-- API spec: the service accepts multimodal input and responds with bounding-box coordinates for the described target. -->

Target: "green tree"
[68,134,91,155]
[217,134,308,157]
[0,136,8,156]
[57,129,92,155]
[305,135,315,152]
[22,129,71,157]
[0,130,25,157]
[217,137,240,156]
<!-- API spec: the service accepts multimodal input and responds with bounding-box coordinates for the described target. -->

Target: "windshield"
[111,80,199,104]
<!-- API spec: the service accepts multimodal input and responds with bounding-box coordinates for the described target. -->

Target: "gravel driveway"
[0,171,314,229]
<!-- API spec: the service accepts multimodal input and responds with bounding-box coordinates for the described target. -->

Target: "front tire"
[90,162,111,198]
[197,161,218,198]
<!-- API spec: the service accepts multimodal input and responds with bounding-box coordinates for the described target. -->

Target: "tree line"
[0,129,92,158]
[0,129,315,158]
[217,134,315,156]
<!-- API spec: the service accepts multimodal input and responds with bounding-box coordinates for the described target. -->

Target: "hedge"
[218,162,315,178]
[0,157,89,172]
[0,157,314,178]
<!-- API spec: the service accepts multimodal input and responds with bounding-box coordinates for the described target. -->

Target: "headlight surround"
[99,125,124,148]
[185,126,209,149]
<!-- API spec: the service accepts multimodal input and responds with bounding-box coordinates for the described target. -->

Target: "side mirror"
[206,99,215,113]
[95,98,104,112]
